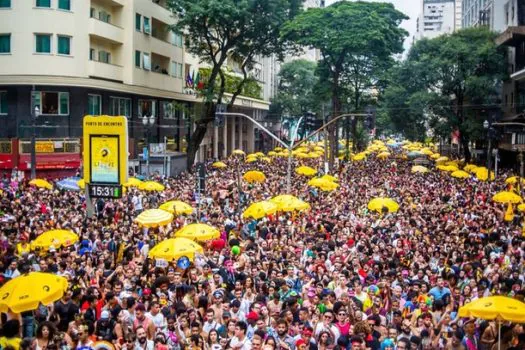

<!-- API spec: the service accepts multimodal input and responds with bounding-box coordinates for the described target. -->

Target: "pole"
[163,136,167,177]
[85,184,94,218]
[323,105,328,170]
[146,128,150,178]
[30,85,37,180]
[487,135,492,181]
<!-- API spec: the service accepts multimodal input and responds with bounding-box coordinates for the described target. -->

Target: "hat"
[296,339,306,347]
[100,310,110,320]
[213,290,224,299]
[135,303,146,312]
[230,300,241,308]
[143,288,151,295]
[246,311,259,321]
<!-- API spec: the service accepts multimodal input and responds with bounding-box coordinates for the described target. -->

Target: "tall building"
[462,0,507,32]
[455,0,463,30]
[0,0,270,176]
[416,0,457,40]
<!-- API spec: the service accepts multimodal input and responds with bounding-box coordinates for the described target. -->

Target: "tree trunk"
[186,103,215,169]
[461,133,471,162]
[329,72,341,171]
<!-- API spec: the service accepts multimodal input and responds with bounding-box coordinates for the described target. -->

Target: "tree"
[382,27,506,160]
[168,0,301,168]
[282,1,407,166]
[271,59,319,117]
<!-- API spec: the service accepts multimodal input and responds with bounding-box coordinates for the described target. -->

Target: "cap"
[296,339,306,346]
[100,310,110,320]
[246,311,259,321]
[213,290,224,299]
[302,328,313,337]
[230,300,241,308]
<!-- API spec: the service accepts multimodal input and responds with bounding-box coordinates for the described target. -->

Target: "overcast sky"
[325,0,420,53]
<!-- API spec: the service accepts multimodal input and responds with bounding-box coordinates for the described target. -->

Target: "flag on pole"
[185,71,193,88]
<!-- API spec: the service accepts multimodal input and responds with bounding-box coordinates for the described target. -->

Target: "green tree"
[383,27,506,160]
[282,1,407,165]
[271,59,318,117]
[169,0,301,167]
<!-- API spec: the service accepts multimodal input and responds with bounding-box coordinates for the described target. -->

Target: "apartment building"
[0,0,270,175]
[416,0,457,40]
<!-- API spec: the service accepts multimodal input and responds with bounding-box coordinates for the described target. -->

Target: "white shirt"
[229,336,251,350]
[146,311,165,330]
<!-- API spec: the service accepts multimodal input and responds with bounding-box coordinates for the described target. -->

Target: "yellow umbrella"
[139,181,165,192]
[270,195,310,212]
[232,149,245,156]
[321,174,338,182]
[436,165,459,172]
[31,229,78,251]
[377,152,391,159]
[148,238,203,261]
[77,179,85,190]
[29,179,53,190]
[430,153,441,159]
[411,165,429,174]
[459,296,525,323]
[353,153,366,161]
[435,156,449,164]
[368,197,400,213]
[295,166,317,177]
[267,151,277,157]
[308,178,339,192]
[174,223,220,241]
[134,209,173,228]
[159,200,193,215]
[492,191,522,204]
[505,176,525,185]
[124,177,143,187]
[246,157,258,163]
[451,170,470,179]
[475,167,495,181]
[243,170,266,183]
[307,152,322,159]
[212,161,227,169]
[464,164,478,172]
[274,147,283,152]
[0,272,68,313]
[242,201,278,219]
[505,203,514,222]
[255,152,265,157]
[261,157,271,163]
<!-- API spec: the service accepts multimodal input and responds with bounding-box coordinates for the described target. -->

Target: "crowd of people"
[0,148,524,350]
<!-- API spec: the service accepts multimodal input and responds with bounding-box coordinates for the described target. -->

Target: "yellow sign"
[35,141,54,153]
[83,115,128,185]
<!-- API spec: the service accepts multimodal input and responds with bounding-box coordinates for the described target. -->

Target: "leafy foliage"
[197,68,262,100]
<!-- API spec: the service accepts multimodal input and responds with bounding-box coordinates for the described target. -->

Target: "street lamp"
[30,105,40,180]
[142,115,156,177]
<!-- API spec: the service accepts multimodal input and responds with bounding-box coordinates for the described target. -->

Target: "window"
[0,0,10,8]
[36,0,51,7]
[35,34,51,53]
[138,99,156,117]
[89,48,95,60]
[57,35,70,55]
[0,34,10,53]
[98,50,111,64]
[32,91,69,115]
[90,7,95,18]
[99,11,111,23]
[58,0,70,10]
[143,17,150,34]
[172,32,183,47]
[161,101,181,119]
[171,62,183,78]
[0,91,7,115]
[135,50,141,68]
[143,52,151,70]
[88,94,101,115]
[109,97,131,117]
[136,13,142,31]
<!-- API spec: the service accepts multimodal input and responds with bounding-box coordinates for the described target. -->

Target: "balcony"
[152,17,171,43]
[94,0,125,7]
[496,26,525,46]
[151,0,169,10]
[88,60,123,82]
[88,17,124,44]
[151,52,170,75]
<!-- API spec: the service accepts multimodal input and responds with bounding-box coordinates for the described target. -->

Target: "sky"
[325,0,420,53]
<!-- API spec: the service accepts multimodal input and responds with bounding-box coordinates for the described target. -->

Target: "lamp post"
[484,119,493,181]
[30,105,40,180]
[142,115,155,177]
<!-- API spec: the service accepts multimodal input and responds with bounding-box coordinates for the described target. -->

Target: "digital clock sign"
[87,184,122,199]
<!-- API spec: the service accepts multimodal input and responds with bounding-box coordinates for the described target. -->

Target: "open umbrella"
[368,197,399,213]
[243,201,278,219]
[458,296,525,350]
[134,209,173,228]
[411,165,429,174]
[377,152,391,160]
[31,229,79,251]
[0,273,68,313]
[246,157,258,163]
[56,177,81,191]
[295,166,317,177]
[492,191,522,204]
[139,181,165,192]
[243,170,266,183]
[505,176,525,185]
[320,174,338,182]
[436,165,459,172]
[159,200,193,215]
[212,161,227,169]
[270,195,310,212]
[29,179,53,190]
[232,149,245,156]
[174,223,220,242]
[474,167,495,181]
[464,164,478,173]
[451,170,470,179]
[435,156,449,164]
[123,177,143,187]
[353,153,367,161]
[307,178,339,192]
[148,238,203,261]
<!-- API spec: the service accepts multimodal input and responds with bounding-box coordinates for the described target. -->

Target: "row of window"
[136,13,183,47]
[134,50,184,78]
[0,33,70,55]
[0,91,183,120]
[0,0,71,10]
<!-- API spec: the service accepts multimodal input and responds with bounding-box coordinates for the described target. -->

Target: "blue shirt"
[428,286,451,301]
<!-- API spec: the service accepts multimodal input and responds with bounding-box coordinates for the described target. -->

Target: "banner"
[35,141,54,153]
[90,135,119,183]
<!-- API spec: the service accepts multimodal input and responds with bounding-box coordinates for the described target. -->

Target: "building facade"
[0,0,269,176]
[416,0,457,40]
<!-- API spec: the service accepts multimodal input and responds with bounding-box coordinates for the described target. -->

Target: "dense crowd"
[0,150,524,350]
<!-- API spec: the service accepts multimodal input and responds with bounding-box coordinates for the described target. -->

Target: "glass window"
[171,32,183,47]
[138,99,156,117]
[32,91,69,115]
[0,34,10,53]
[89,48,95,60]
[58,0,70,10]
[99,11,111,23]
[98,51,111,64]
[135,13,142,31]
[161,101,180,119]
[143,17,150,34]
[135,50,141,68]
[109,97,131,117]
[177,63,183,78]
[36,0,51,7]
[143,53,151,70]
[90,7,95,17]
[0,91,7,115]
[35,34,51,53]
[88,95,101,115]
[57,35,70,55]
[0,0,11,8]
